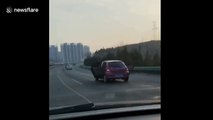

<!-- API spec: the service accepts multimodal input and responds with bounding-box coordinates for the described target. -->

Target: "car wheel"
[124,77,129,82]
[95,77,99,81]
[104,75,108,83]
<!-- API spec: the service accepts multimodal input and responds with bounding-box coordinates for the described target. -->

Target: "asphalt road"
[49,64,160,109]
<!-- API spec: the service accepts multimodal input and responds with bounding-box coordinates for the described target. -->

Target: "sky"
[50,0,160,53]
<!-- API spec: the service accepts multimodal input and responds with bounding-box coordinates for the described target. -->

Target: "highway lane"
[49,67,88,108]
[49,65,160,108]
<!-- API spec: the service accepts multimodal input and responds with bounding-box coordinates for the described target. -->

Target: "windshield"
[108,62,125,68]
[50,0,161,115]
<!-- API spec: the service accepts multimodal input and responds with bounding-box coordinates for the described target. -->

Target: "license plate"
[116,74,123,77]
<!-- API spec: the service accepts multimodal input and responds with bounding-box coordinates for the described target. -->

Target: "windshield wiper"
[49,102,94,115]
[49,100,160,115]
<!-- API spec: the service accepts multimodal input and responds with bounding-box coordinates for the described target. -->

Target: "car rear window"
[108,62,125,68]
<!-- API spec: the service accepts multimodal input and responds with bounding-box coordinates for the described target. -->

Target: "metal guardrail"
[132,67,160,74]
[133,67,160,70]
[80,65,160,74]
[80,65,91,69]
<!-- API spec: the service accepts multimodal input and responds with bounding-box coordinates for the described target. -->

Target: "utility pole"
[152,21,158,40]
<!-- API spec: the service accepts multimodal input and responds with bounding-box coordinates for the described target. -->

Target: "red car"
[91,60,129,82]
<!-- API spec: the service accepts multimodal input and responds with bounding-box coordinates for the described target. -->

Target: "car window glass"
[102,62,106,69]
[109,62,125,68]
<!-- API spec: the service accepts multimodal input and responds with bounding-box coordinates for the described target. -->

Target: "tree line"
[84,46,160,67]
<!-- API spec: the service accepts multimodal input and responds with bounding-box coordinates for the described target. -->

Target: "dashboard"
[105,114,160,120]
[50,104,160,120]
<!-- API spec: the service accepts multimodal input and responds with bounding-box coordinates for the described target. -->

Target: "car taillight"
[126,68,129,73]
[106,69,110,72]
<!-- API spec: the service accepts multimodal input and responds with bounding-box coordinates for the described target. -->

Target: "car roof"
[102,60,123,63]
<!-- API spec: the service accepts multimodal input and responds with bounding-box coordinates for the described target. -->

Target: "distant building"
[61,43,69,64]
[72,44,78,63]
[60,43,90,64]
[77,43,84,62]
[57,51,63,63]
[70,43,75,63]
[83,45,91,58]
[49,45,58,63]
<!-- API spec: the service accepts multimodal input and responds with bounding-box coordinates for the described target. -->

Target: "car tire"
[104,75,108,83]
[95,77,99,81]
[124,77,129,82]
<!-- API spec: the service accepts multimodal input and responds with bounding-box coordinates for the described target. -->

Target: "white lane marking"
[60,69,83,85]
[69,70,94,81]
[70,78,83,85]
[73,70,93,78]
[73,67,94,77]
[64,65,93,79]
[153,96,161,99]
[57,74,92,103]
